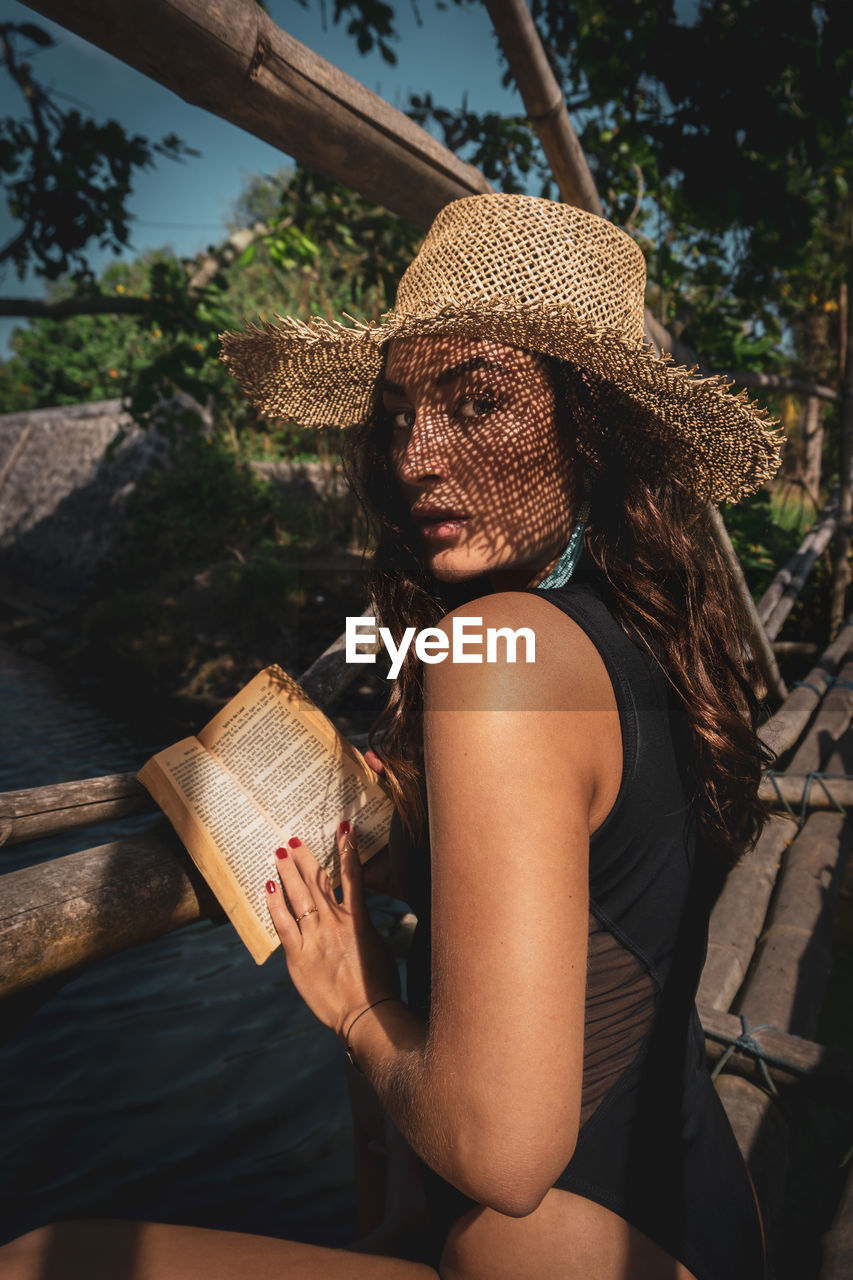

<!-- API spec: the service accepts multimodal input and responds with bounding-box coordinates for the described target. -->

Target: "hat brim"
[220,299,783,505]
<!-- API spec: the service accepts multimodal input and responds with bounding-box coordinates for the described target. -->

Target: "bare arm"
[267,592,620,1217]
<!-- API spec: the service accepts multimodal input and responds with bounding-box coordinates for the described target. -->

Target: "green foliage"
[0,165,421,441]
[0,21,196,283]
[292,0,400,63]
[722,489,809,598]
[74,428,357,696]
[3,257,173,409]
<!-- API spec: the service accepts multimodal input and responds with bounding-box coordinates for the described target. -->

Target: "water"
[0,643,358,1246]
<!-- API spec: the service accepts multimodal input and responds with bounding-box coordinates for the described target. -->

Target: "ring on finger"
[294,906,319,924]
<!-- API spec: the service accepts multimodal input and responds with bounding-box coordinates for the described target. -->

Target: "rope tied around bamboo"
[709,1015,783,1095]
[762,770,853,825]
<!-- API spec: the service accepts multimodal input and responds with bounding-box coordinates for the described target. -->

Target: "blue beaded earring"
[538,477,593,590]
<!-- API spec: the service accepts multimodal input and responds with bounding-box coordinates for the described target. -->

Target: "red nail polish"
[339,820,351,836]
[266,880,277,894]
[288,836,302,849]
[275,847,288,860]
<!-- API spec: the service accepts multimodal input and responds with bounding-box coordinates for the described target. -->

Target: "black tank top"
[388,570,765,1280]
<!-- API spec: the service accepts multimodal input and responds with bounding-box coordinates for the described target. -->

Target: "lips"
[411,506,469,524]
[411,508,469,542]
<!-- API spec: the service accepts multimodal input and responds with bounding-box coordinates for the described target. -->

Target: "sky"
[0,0,522,354]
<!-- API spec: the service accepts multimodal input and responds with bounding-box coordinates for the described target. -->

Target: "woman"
[1,195,781,1279]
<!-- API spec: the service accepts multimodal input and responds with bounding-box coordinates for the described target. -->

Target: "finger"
[273,843,320,924]
[286,837,337,913]
[265,878,303,950]
[338,820,366,917]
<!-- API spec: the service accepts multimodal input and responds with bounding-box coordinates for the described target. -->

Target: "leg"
[0,1220,439,1280]
[439,1189,699,1280]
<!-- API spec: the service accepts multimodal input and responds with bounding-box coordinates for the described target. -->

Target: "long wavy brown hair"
[341,351,774,869]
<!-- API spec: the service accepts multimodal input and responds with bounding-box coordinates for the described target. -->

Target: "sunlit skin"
[382,335,580,591]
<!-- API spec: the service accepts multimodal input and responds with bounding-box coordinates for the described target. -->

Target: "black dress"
[387,570,766,1280]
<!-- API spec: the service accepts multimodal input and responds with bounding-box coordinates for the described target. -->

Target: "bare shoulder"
[425,590,617,715]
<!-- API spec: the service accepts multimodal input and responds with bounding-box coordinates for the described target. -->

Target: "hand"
[265,822,399,1039]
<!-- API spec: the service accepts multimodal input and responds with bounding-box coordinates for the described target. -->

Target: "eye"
[388,407,415,432]
[458,395,498,419]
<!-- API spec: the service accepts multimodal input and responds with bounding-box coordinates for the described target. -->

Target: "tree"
[0,167,422,431]
[0,19,196,295]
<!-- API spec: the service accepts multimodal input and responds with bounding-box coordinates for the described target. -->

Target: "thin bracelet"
[344,997,399,1074]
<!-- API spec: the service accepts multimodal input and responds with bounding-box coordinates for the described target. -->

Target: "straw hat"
[220,193,782,503]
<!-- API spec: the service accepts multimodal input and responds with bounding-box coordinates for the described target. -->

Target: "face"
[382,335,578,590]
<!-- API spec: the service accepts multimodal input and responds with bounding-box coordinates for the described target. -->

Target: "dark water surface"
[0,643,357,1246]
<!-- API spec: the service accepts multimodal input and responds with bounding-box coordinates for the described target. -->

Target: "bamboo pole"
[21,0,490,231]
[0,612,379,851]
[756,497,838,637]
[698,817,794,1012]
[706,505,787,702]
[482,0,602,215]
[759,619,853,760]
[772,641,818,659]
[0,774,152,850]
[0,621,384,991]
[298,605,380,708]
[784,653,853,774]
[737,810,852,1039]
[0,830,217,994]
[700,1004,853,1097]
[759,773,853,810]
[702,652,853,1012]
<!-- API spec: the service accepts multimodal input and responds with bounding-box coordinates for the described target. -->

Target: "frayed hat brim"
[220,297,783,504]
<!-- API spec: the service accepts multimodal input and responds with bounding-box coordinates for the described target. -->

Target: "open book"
[137,665,394,963]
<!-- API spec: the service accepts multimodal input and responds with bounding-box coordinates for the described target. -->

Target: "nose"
[393,407,450,486]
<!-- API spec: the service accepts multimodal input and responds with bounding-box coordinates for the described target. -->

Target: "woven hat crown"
[395,194,647,345]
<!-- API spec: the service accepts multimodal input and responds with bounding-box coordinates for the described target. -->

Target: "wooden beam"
[0,774,153,850]
[698,816,794,1012]
[706,505,787,702]
[482,0,602,215]
[760,619,853,759]
[22,0,491,231]
[738,810,852,1039]
[701,1004,853,1094]
[760,772,853,810]
[757,497,838,638]
[0,830,217,994]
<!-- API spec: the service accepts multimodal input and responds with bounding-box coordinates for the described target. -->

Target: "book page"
[198,665,393,885]
[138,740,282,963]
